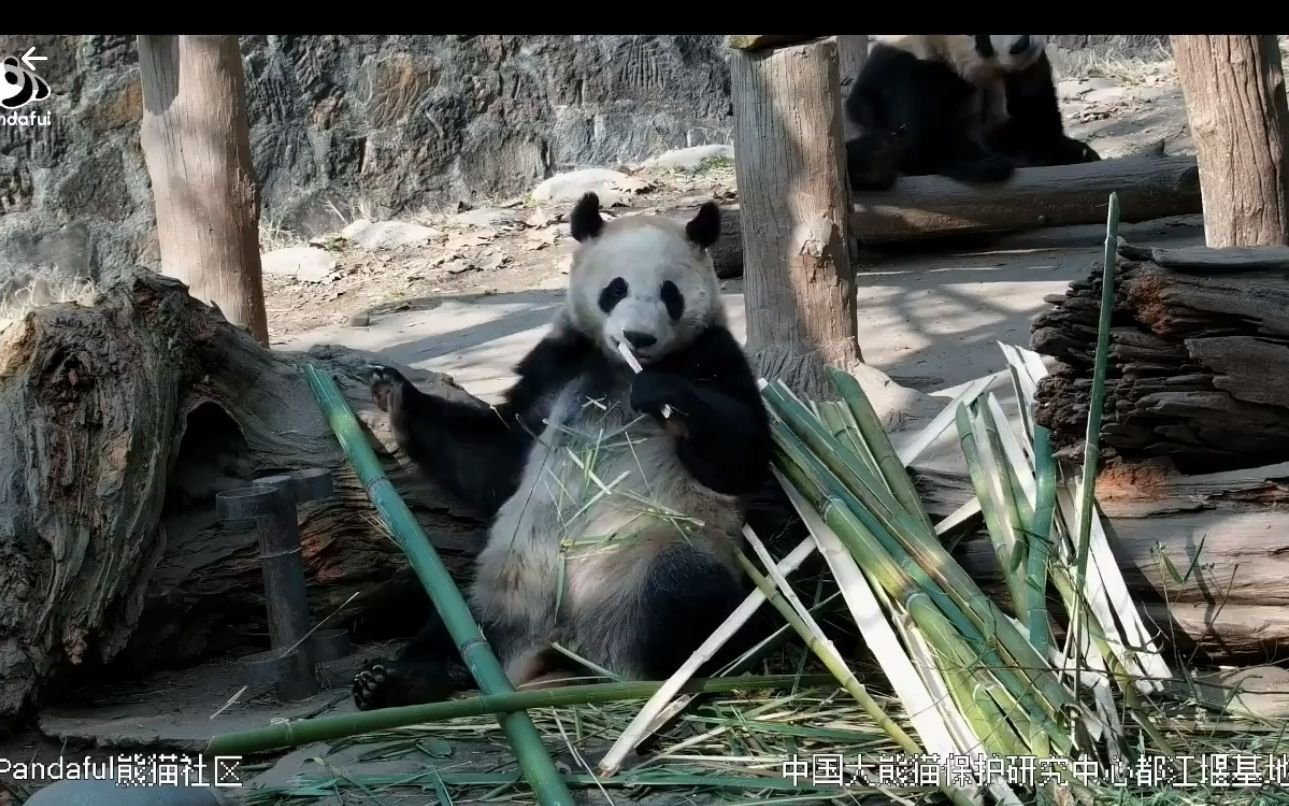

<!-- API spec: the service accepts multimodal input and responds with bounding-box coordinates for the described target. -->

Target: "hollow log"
[1031,240,1289,468]
[707,156,1202,276]
[945,459,1289,663]
[0,266,489,720]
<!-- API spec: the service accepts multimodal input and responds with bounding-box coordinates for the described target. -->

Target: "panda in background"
[353,193,776,709]
[844,35,1100,192]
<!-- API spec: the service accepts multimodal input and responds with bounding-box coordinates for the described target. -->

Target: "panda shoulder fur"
[352,194,778,709]
[843,35,1100,192]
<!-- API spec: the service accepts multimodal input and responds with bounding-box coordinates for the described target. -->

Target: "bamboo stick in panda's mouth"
[617,341,672,419]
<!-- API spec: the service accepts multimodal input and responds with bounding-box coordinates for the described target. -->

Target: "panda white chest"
[487,375,699,555]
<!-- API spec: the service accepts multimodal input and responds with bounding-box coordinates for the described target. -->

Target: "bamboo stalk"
[1070,192,1120,677]
[828,369,934,534]
[302,365,575,806]
[1026,425,1057,654]
[207,673,833,756]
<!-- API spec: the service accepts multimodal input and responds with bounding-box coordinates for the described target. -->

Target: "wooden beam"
[138,35,269,346]
[850,155,1201,244]
[705,156,1201,275]
[730,37,861,397]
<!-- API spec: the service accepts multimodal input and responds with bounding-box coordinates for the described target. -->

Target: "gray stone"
[641,143,733,171]
[450,207,523,229]
[531,168,628,205]
[340,219,440,250]
[1085,87,1129,105]
[23,779,231,805]
[261,246,336,283]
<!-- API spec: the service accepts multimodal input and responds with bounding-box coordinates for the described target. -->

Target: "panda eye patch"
[660,280,684,321]
[598,277,629,313]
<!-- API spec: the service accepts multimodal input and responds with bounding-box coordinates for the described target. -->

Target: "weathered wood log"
[0,266,488,720]
[730,37,862,398]
[706,156,1202,277]
[1172,35,1289,247]
[1032,240,1289,468]
[934,459,1289,663]
[851,155,1201,244]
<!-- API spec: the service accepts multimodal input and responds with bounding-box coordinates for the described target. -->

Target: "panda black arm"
[991,50,1100,167]
[630,326,771,496]
[372,327,595,517]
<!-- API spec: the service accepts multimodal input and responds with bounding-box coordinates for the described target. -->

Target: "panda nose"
[623,331,657,349]
[1009,35,1031,55]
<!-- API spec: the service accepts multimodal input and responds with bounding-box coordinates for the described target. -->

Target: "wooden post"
[1172,35,1289,247]
[730,37,862,398]
[835,36,869,141]
[138,35,269,345]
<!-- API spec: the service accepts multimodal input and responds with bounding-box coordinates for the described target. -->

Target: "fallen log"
[933,459,1289,663]
[0,266,489,720]
[707,156,1202,275]
[1032,240,1289,467]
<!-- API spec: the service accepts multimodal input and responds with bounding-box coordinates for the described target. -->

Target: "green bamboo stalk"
[956,404,1029,620]
[732,553,922,757]
[1026,425,1058,655]
[904,594,1030,759]
[828,369,935,535]
[1071,192,1120,666]
[767,407,1078,732]
[771,432,1072,756]
[818,401,885,486]
[207,673,831,756]
[303,365,575,806]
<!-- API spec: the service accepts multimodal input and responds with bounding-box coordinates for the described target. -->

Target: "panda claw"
[368,365,411,414]
[353,660,392,711]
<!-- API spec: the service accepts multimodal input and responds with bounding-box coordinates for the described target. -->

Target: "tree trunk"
[137,35,269,346]
[1032,240,1289,470]
[1171,35,1289,247]
[730,38,862,399]
[945,461,1289,663]
[0,266,488,719]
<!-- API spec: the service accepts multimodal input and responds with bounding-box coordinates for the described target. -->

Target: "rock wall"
[0,34,733,291]
[0,34,1169,295]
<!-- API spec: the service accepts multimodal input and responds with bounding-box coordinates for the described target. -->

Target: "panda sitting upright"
[354,193,773,709]
[844,35,1100,191]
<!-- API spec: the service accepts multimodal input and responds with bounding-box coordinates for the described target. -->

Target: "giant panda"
[353,193,776,709]
[843,35,1100,192]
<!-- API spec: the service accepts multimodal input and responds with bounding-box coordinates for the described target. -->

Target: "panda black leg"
[352,658,475,710]
[632,544,755,680]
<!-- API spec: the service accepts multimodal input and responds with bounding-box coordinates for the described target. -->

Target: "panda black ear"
[570,193,604,242]
[685,201,720,249]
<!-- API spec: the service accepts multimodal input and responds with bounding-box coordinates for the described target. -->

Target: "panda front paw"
[353,658,395,711]
[367,364,412,414]
[630,370,687,419]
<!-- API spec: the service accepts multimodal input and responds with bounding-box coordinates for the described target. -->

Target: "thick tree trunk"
[1032,241,1289,469]
[1171,35,1289,247]
[731,38,862,399]
[0,266,487,719]
[137,35,270,346]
